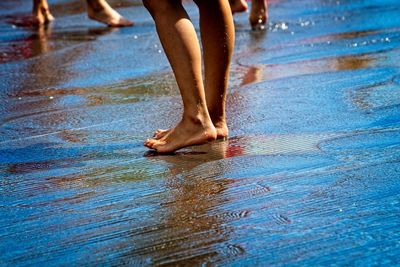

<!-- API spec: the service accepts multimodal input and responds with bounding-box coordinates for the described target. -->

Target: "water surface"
[1,0,400,265]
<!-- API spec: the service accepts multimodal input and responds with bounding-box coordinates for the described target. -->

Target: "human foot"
[87,0,133,27]
[249,0,268,30]
[32,2,54,25]
[154,121,228,140]
[145,119,217,153]
[229,0,248,13]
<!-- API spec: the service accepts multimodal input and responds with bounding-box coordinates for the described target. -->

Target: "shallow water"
[1,0,400,265]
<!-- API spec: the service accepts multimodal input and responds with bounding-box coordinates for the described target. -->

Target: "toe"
[144,139,153,148]
[154,129,169,139]
[121,18,134,26]
[154,132,164,139]
[152,143,168,154]
[150,139,170,152]
[153,129,163,137]
[145,138,165,150]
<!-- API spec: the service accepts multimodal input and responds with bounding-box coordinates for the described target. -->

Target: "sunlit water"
[1,0,400,265]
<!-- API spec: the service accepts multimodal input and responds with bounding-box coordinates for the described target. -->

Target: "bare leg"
[197,0,234,139]
[229,0,248,13]
[32,0,54,25]
[86,0,133,27]
[154,0,234,141]
[143,0,217,153]
[249,0,268,30]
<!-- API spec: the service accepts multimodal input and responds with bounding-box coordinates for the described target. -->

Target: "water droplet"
[134,35,138,39]
[49,96,54,99]
[274,22,289,31]
[300,21,311,27]
[158,49,162,53]
[18,97,22,100]
[154,44,158,48]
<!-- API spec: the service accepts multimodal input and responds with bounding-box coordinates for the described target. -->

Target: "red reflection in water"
[0,23,53,63]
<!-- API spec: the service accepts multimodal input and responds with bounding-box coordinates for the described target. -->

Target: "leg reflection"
[139,139,247,264]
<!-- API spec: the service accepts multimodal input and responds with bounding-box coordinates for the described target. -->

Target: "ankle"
[87,0,106,12]
[182,113,210,127]
[209,111,226,125]
[35,3,49,14]
[214,119,227,128]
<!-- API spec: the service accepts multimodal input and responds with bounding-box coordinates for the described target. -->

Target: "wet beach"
[1,0,400,265]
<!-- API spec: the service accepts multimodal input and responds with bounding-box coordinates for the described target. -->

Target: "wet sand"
[1,0,400,265]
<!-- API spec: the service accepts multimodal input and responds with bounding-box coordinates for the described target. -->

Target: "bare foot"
[32,3,54,25]
[87,0,133,27]
[145,119,217,153]
[229,0,248,13]
[249,0,268,30]
[154,121,228,140]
